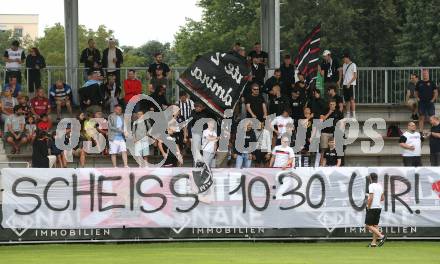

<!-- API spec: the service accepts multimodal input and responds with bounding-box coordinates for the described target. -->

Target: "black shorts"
[365,208,381,226]
[343,85,355,102]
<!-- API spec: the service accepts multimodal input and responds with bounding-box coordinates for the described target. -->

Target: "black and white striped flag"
[294,23,321,79]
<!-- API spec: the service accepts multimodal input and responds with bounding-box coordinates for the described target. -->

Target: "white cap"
[323,50,331,56]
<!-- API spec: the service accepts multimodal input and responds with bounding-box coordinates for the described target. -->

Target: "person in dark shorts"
[365,173,387,247]
[342,53,357,119]
[415,69,438,131]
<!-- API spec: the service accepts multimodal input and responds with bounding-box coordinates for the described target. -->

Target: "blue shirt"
[3,83,22,97]
[114,115,124,140]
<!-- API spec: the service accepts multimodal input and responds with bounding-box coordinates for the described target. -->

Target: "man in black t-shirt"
[247,42,268,65]
[320,100,343,164]
[264,69,284,96]
[148,52,170,79]
[429,116,440,165]
[320,50,341,89]
[308,89,327,118]
[415,69,438,131]
[322,137,341,167]
[250,56,266,88]
[280,55,296,92]
[290,89,305,124]
[245,83,267,122]
[80,39,101,80]
[327,86,344,112]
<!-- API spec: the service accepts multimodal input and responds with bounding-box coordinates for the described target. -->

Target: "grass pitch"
[0,241,438,264]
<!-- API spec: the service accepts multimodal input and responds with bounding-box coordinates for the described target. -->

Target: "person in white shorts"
[133,110,150,167]
[270,135,295,170]
[108,105,128,168]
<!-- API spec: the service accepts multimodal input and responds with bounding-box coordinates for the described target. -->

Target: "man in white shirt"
[365,173,387,247]
[3,40,25,85]
[399,121,423,167]
[342,53,357,118]
[202,120,218,167]
[270,136,295,169]
[271,109,294,144]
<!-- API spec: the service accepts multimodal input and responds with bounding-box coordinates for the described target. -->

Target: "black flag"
[192,161,214,193]
[294,23,321,79]
[177,52,250,116]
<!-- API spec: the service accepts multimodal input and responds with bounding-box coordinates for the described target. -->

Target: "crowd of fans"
[2,39,440,168]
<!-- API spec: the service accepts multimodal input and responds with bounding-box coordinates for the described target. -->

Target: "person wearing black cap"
[342,53,357,118]
[320,50,342,90]
[3,40,26,84]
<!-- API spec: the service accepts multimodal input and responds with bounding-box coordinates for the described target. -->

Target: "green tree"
[174,0,260,66]
[395,0,440,66]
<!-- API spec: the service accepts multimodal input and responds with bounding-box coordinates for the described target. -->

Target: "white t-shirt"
[202,129,217,153]
[107,48,117,71]
[271,116,294,138]
[343,62,357,86]
[272,145,295,168]
[368,182,383,209]
[5,48,24,70]
[400,131,422,157]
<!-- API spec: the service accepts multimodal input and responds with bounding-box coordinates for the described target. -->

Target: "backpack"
[387,124,402,137]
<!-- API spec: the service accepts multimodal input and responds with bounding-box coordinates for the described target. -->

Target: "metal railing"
[355,67,440,104]
[1,66,439,104]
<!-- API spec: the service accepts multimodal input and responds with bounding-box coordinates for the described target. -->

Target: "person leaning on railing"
[25,47,46,96]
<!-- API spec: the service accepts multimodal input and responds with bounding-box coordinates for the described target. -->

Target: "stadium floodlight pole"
[261,0,280,68]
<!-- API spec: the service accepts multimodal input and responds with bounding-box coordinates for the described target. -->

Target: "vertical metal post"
[370,70,374,104]
[384,70,388,104]
[261,0,280,69]
[64,0,79,105]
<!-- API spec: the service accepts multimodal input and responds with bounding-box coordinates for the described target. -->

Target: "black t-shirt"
[148,62,170,78]
[280,63,295,88]
[246,94,266,119]
[329,94,344,107]
[251,63,266,86]
[263,76,284,94]
[290,97,305,120]
[269,96,290,116]
[320,59,340,83]
[309,97,327,117]
[430,124,440,153]
[323,148,341,166]
[80,48,101,68]
[416,80,437,102]
[234,129,257,154]
[322,110,344,134]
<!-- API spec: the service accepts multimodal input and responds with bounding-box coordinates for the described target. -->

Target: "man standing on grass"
[365,173,387,248]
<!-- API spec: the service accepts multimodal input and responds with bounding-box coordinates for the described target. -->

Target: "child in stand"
[25,115,37,143]
[37,114,52,132]
[49,131,67,168]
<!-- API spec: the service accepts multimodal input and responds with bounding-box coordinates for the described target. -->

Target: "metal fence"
[1,66,439,104]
